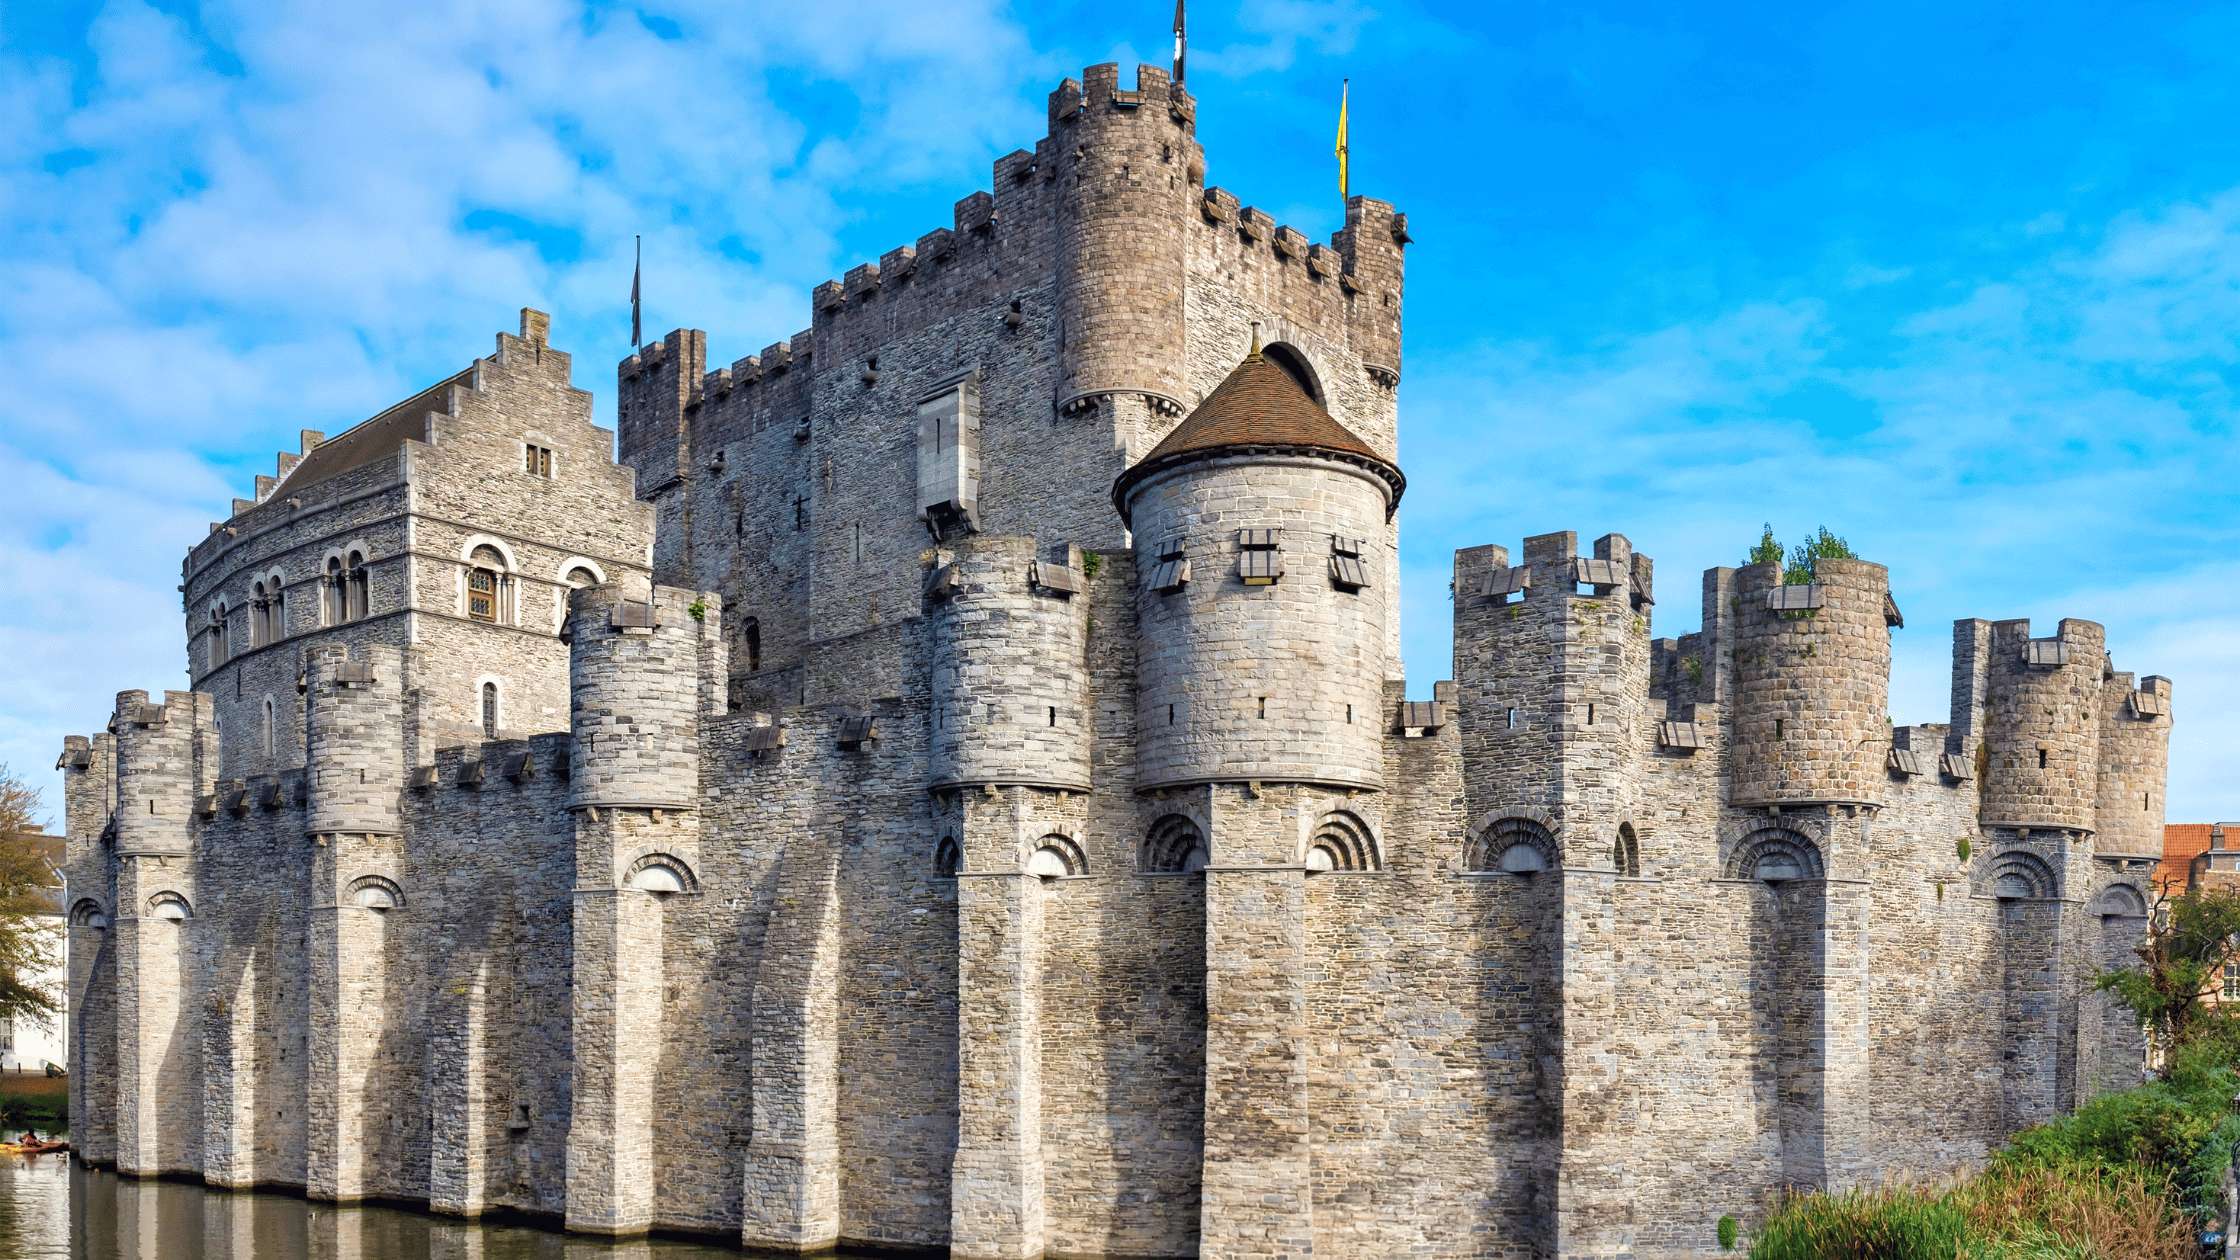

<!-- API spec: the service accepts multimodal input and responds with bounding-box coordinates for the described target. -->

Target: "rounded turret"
[1729,556,1893,806]
[927,536,1091,791]
[2095,671,2172,856]
[1117,350,1402,791]
[1981,618,2105,833]
[1049,62,1201,419]
[303,644,406,837]
[111,690,207,856]
[568,579,705,810]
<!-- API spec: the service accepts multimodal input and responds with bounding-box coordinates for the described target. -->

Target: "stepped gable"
[1111,349,1405,525]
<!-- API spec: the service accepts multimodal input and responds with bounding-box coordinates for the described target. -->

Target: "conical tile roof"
[1112,351,1404,525]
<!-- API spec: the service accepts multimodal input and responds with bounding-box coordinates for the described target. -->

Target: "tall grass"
[1744,1166,2193,1260]
[1743,1035,2240,1259]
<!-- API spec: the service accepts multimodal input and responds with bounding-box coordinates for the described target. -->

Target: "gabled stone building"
[61,55,2171,1260]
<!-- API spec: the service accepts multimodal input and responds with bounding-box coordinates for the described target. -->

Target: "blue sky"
[4,0,2238,823]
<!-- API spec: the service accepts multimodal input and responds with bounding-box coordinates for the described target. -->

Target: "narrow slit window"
[482,682,498,738]
[2038,748,2049,769]
[1346,704,1353,724]
[1586,703,1596,726]
[1168,704,1176,726]
[1776,718,1785,739]
[1258,697,1268,719]
[1048,706,1056,727]
[1507,707,1517,730]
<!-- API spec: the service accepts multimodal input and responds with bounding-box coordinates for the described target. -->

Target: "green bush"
[1746,1185,1969,1260]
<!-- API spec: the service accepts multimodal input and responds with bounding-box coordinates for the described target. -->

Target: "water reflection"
[0,1158,863,1260]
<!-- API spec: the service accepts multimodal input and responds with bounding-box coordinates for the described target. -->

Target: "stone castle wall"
[60,58,2175,1260]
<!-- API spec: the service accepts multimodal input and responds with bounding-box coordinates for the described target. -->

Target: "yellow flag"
[1336,80,1350,200]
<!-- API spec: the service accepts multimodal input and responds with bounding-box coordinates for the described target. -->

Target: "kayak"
[0,1141,67,1155]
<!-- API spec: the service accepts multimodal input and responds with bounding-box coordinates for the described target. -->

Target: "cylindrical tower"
[1049,62,1200,419]
[1729,556,1893,806]
[112,689,204,856]
[928,536,1091,791]
[567,578,702,811]
[2095,671,2172,856]
[303,644,406,838]
[1981,618,2106,832]
[1117,350,1402,791]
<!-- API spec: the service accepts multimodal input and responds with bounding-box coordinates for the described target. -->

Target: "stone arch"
[473,673,505,738]
[1027,834,1087,878]
[555,557,607,629]
[1613,822,1641,877]
[625,852,698,896]
[1306,809,1379,872]
[935,835,962,879]
[1465,815,1557,874]
[1141,814,1208,873]
[2091,882,2147,918]
[346,873,406,912]
[1260,341,1325,405]
[146,891,193,921]
[1726,827,1824,883]
[69,898,107,929]
[1988,849,2058,900]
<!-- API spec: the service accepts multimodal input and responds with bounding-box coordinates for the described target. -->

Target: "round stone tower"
[567,578,703,811]
[928,536,1092,792]
[1981,618,2106,833]
[304,644,407,838]
[1049,62,1202,419]
[2095,671,2172,856]
[1115,346,1404,791]
[1729,556,1893,806]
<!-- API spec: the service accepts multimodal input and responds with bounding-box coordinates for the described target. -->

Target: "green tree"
[1745,524,1784,568]
[0,768,62,1028]
[2096,884,2240,1068]
[1785,526,1857,585]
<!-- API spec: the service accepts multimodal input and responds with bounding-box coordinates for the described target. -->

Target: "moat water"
[0,1150,880,1260]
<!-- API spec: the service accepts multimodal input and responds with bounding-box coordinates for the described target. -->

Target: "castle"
[58,57,2175,1260]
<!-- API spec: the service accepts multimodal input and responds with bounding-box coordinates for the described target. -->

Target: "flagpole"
[630,236,642,352]
[1173,0,1186,83]
[1336,80,1350,204]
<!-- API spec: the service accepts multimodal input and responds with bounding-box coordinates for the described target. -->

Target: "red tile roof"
[2159,823,2232,892]
[1112,352,1403,525]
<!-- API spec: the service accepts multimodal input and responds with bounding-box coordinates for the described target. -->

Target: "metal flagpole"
[630,236,642,351]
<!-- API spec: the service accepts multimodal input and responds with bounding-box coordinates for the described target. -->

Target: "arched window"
[342,551,368,622]
[936,835,962,878]
[1027,834,1087,879]
[208,605,229,670]
[1261,342,1323,404]
[324,557,345,625]
[147,892,193,922]
[481,682,499,738]
[347,875,405,913]
[263,698,275,757]
[1141,815,1208,873]
[1613,824,1641,877]
[467,545,505,623]
[1306,810,1378,872]
[268,576,285,642]
[744,618,762,674]
[625,854,698,897]
[69,899,107,930]
[1989,850,2058,901]
[1726,827,1824,883]
[251,581,269,647]
[1465,816,1555,874]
